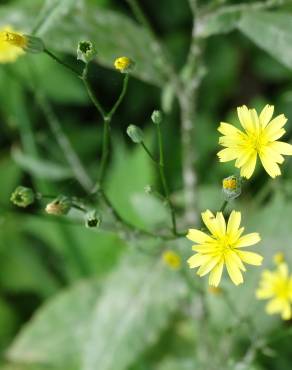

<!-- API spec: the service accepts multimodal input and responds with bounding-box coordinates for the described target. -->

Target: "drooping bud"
[45,196,71,216]
[222,175,241,200]
[162,250,181,270]
[151,110,163,125]
[114,56,135,73]
[126,124,143,144]
[10,186,35,208]
[85,210,101,228]
[77,40,96,64]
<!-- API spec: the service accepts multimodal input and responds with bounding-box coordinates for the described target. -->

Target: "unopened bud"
[45,196,71,216]
[162,250,181,270]
[85,210,101,228]
[10,186,35,208]
[222,175,241,200]
[126,124,143,143]
[77,40,96,63]
[151,110,162,124]
[114,56,135,73]
[273,252,285,265]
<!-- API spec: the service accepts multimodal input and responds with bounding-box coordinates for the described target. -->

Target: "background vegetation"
[1,0,292,369]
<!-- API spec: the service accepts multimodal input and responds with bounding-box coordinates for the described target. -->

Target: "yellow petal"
[262,145,284,164]
[187,229,213,243]
[192,244,217,253]
[227,211,241,241]
[218,122,244,136]
[259,104,274,128]
[235,233,261,248]
[208,259,224,287]
[240,151,257,179]
[236,251,263,265]
[264,114,287,140]
[250,108,260,133]
[217,147,241,162]
[225,253,244,285]
[215,212,226,236]
[270,141,292,156]
[256,287,274,299]
[197,255,221,277]
[282,302,291,320]
[259,151,281,178]
[235,149,254,168]
[187,253,212,268]
[201,210,220,237]
[266,298,284,314]
[237,105,253,132]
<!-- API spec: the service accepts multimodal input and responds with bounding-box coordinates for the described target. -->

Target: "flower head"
[0,26,26,63]
[114,56,134,73]
[217,104,292,179]
[10,186,35,208]
[222,175,241,200]
[187,210,262,286]
[162,250,181,270]
[256,262,292,320]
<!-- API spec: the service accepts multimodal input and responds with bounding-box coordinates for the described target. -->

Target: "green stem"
[44,48,80,77]
[97,118,110,186]
[107,74,129,119]
[220,200,228,213]
[141,141,157,164]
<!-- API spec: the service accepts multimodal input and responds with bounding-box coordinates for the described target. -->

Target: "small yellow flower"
[217,104,292,179]
[256,263,292,320]
[162,250,181,270]
[222,177,237,190]
[187,210,263,287]
[273,252,285,265]
[0,26,26,63]
[114,56,134,73]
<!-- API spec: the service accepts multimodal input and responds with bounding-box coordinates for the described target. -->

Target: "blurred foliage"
[1,0,292,370]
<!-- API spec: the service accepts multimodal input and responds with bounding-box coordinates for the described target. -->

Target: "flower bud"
[126,124,143,143]
[45,196,71,216]
[222,175,241,200]
[151,110,163,125]
[273,252,285,265]
[162,250,181,270]
[10,186,35,208]
[77,40,96,64]
[114,56,135,73]
[85,210,101,228]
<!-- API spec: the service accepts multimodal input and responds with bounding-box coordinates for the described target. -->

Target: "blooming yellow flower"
[217,104,292,179]
[256,262,292,320]
[0,26,26,63]
[114,56,134,73]
[187,210,262,286]
[162,250,181,270]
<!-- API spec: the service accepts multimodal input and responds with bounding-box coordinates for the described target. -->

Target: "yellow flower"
[114,56,134,73]
[273,252,285,265]
[217,104,292,179]
[0,26,26,63]
[256,263,292,320]
[162,250,181,270]
[222,177,237,191]
[187,210,262,287]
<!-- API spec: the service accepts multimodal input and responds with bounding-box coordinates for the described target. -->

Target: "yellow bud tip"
[273,252,285,265]
[222,177,237,190]
[0,30,27,48]
[114,56,134,73]
[208,286,223,295]
[162,250,181,270]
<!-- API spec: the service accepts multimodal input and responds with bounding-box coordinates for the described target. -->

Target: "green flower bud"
[85,210,101,228]
[77,41,96,64]
[151,110,163,124]
[222,175,241,200]
[126,124,144,144]
[10,186,35,208]
[45,196,71,216]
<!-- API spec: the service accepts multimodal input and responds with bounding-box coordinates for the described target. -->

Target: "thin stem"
[107,74,129,119]
[82,65,107,119]
[44,48,80,77]
[140,141,158,165]
[97,119,110,186]
[220,200,228,213]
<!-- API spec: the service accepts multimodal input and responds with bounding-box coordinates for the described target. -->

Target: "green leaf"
[12,148,73,181]
[238,11,292,71]
[8,279,101,368]
[82,251,187,370]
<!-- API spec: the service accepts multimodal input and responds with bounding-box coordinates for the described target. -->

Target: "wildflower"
[217,104,292,179]
[114,56,134,73]
[45,196,71,216]
[0,26,25,63]
[256,262,292,320]
[10,186,35,208]
[222,175,241,200]
[187,210,262,286]
[162,250,181,270]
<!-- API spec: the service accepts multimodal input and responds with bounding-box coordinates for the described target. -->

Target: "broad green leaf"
[238,11,292,71]
[8,279,101,369]
[12,148,73,180]
[82,251,187,370]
